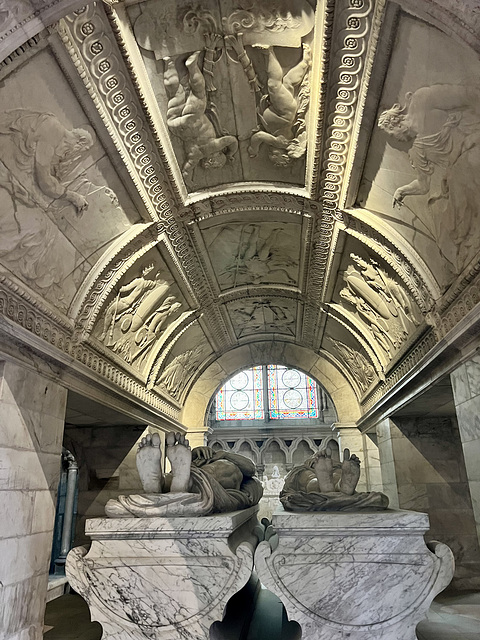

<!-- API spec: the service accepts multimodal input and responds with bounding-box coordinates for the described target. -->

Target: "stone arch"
[291,439,316,466]
[181,342,360,435]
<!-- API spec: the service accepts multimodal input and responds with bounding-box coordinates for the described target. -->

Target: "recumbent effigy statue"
[106,432,263,517]
[280,445,389,512]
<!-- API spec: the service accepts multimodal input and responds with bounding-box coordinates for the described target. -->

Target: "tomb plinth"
[66,506,260,640]
[255,507,454,640]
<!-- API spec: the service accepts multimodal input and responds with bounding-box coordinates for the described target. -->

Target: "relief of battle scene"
[92,249,186,373]
[153,321,213,399]
[126,0,315,190]
[330,241,422,364]
[200,219,302,291]
[0,49,141,312]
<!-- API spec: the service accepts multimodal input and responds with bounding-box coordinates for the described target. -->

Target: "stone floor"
[44,589,480,639]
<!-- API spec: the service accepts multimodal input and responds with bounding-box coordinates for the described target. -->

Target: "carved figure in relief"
[220,224,297,286]
[350,254,420,331]
[105,432,263,517]
[328,338,375,393]
[0,109,93,217]
[114,295,182,365]
[339,287,395,356]
[280,445,389,512]
[378,84,480,269]
[233,300,295,336]
[163,49,238,184]
[156,344,206,397]
[98,264,162,344]
[340,258,417,356]
[245,43,311,166]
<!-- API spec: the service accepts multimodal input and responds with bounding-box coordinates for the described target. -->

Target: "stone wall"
[0,360,67,640]
[64,425,162,546]
[376,416,480,588]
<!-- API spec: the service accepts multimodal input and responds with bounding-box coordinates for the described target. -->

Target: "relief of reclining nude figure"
[106,432,263,518]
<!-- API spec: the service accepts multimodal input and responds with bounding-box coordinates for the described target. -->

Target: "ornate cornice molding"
[0,278,180,419]
[57,4,225,325]
[314,0,386,208]
[58,4,171,220]
[360,328,437,411]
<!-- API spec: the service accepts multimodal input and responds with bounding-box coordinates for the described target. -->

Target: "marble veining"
[255,507,454,640]
[66,508,260,640]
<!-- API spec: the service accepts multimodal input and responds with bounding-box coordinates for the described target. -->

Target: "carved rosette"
[255,509,454,640]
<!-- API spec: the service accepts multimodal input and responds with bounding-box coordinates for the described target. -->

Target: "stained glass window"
[267,365,318,419]
[215,365,319,421]
[215,367,264,420]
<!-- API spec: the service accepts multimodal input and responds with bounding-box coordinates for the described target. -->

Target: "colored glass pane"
[267,365,318,419]
[215,366,264,420]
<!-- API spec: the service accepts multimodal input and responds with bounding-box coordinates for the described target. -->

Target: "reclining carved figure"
[280,446,389,512]
[106,432,263,517]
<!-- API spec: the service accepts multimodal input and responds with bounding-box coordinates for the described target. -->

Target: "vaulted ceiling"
[0,0,479,428]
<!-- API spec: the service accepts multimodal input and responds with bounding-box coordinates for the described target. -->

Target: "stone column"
[375,415,480,588]
[362,432,383,493]
[187,426,211,449]
[375,418,399,508]
[451,357,480,548]
[54,449,78,573]
[0,360,67,640]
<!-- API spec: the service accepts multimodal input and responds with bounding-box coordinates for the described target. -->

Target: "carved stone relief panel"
[330,240,422,362]
[121,0,316,191]
[0,46,141,312]
[322,316,380,397]
[91,248,187,372]
[227,296,299,339]
[357,12,480,289]
[152,320,214,399]
[196,217,304,292]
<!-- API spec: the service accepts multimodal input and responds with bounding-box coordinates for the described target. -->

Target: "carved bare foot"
[313,448,336,493]
[185,50,201,69]
[166,432,192,493]
[137,433,163,494]
[339,448,361,496]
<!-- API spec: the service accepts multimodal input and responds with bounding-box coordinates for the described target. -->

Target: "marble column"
[376,415,480,588]
[0,360,67,640]
[451,356,480,548]
[362,432,383,493]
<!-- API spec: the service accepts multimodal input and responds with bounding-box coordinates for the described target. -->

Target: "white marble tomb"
[66,506,260,640]
[255,507,455,640]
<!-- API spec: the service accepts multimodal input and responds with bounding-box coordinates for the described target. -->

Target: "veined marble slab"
[255,507,454,640]
[66,507,260,640]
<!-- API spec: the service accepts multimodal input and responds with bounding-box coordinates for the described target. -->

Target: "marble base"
[255,507,455,640]
[66,507,260,640]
